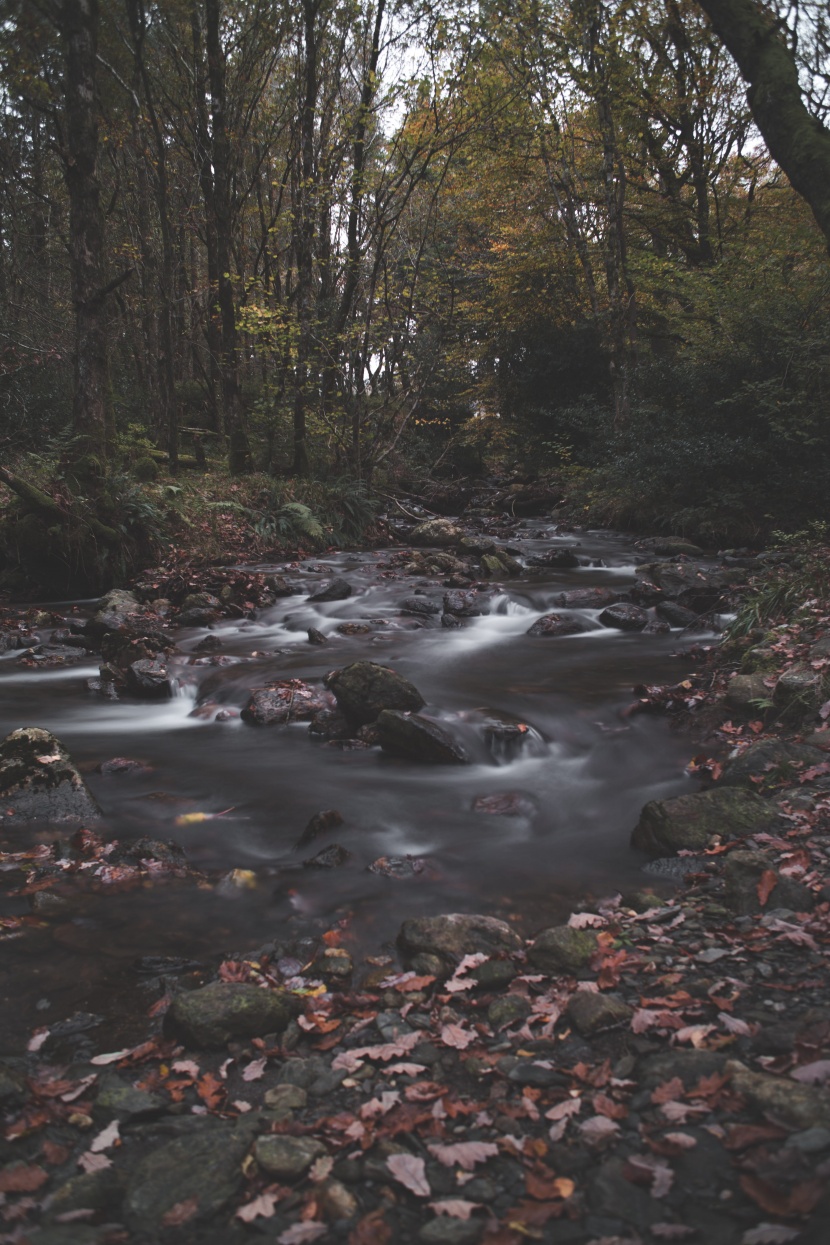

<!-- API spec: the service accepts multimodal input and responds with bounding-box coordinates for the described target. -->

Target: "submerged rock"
[126,658,171,698]
[598,602,649,631]
[400,596,440,617]
[0,727,102,824]
[526,547,580,568]
[526,613,585,637]
[242,680,330,725]
[377,710,469,764]
[303,843,351,868]
[443,589,489,617]
[309,577,352,603]
[164,982,298,1048]
[631,787,778,856]
[555,587,619,609]
[327,660,425,725]
[398,913,521,969]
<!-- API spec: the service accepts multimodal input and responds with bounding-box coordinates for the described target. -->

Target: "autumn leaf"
[757,870,778,907]
[545,1097,582,1121]
[236,1189,285,1222]
[241,1057,267,1081]
[651,1225,697,1239]
[161,1198,200,1227]
[578,1116,620,1146]
[277,1225,328,1245]
[428,1199,482,1219]
[386,1153,430,1197]
[0,1163,49,1194]
[77,1152,112,1174]
[741,1227,801,1245]
[349,1208,391,1244]
[427,1141,498,1171]
[90,1120,120,1153]
[196,1072,225,1109]
[439,1023,477,1049]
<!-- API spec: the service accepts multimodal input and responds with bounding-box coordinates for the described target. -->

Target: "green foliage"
[132,455,160,482]
[725,531,830,642]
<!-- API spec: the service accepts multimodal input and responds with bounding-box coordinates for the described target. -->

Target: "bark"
[696,0,830,250]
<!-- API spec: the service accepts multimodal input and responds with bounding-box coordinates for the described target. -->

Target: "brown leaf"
[0,1163,49,1193]
[349,1208,392,1245]
[427,1141,499,1171]
[757,870,778,907]
[196,1072,225,1109]
[386,1153,430,1197]
[739,1174,824,1217]
[724,1124,787,1151]
[161,1198,200,1227]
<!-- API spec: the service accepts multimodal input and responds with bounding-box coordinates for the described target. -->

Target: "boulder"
[725,673,770,713]
[720,738,827,789]
[526,547,580,568]
[265,574,297,597]
[308,708,352,740]
[125,658,171,698]
[327,660,425,725]
[727,1062,830,1131]
[124,1121,253,1231]
[309,577,352,603]
[254,1135,327,1181]
[723,850,814,915]
[566,992,633,1035]
[303,843,351,868]
[527,926,597,974]
[164,982,298,1048]
[656,601,701,628]
[459,536,496,556]
[598,602,649,631]
[400,596,440,617]
[631,787,778,856]
[87,588,146,637]
[377,710,469,764]
[526,613,585,637]
[295,809,344,850]
[774,666,829,723]
[0,727,102,823]
[242,680,330,725]
[398,913,521,969]
[636,562,736,611]
[443,590,489,617]
[555,587,619,609]
[410,519,465,547]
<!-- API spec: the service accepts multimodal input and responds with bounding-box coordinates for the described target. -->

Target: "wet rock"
[481,551,521,577]
[637,1049,728,1090]
[526,547,580,568]
[419,1218,483,1245]
[29,890,70,915]
[303,843,352,868]
[265,574,296,596]
[264,1084,307,1112]
[295,809,344,850]
[398,913,522,969]
[526,613,585,637]
[308,708,353,740]
[724,850,814,915]
[242,679,330,725]
[0,629,26,653]
[656,600,701,628]
[460,536,496,556]
[124,1121,252,1231]
[566,992,633,1035]
[725,673,770,713]
[774,666,829,722]
[0,727,102,823]
[17,643,87,667]
[314,947,353,979]
[45,1166,126,1223]
[307,627,328,644]
[401,596,441,617]
[95,1072,165,1120]
[377,710,469,764]
[193,634,223,653]
[555,587,619,609]
[309,577,352,602]
[254,1134,327,1180]
[631,787,778,856]
[598,602,649,631]
[443,589,489,617]
[471,959,517,990]
[720,738,827,788]
[368,854,428,878]
[727,1062,830,1130]
[337,621,372,635]
[637,561,736,611]
[471,791,538,817]
[97,756,150,779]
[527,926,598,974]
[87,588,145,637]
[126,658,171,698]
[410,519,465,547]
[488,995,532,1029]
[441,612,464,629]
[181,592,221,614]
[741,644,779,674]
[643,616,671,634]
[110,837,186,867]
[327,660,425,725]
[164,982,298,1048]
[0,1064,26,1107]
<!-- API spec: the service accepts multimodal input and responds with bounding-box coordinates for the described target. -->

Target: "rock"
[644,617,671,634]
[481,552,521,577]
[242,680,330,725]
[309,577,352,602]
[327,660,425,725]
[265,574,296,596]
[472,791,538,817]
[636,537,704,557]
[724,850,814,915]
[638,1049,728,1089]
[264,1084,307,1112]
[774,666,828,722]
[45,1166,125,1223]
[87,588,145,637]
[368,854,428,877]
[181,592,221,613]
[303,843,351,868]
[555,587,619,609]
[295,809,344,849]
[307,627,328,644]
[741,644,780,673]
[0,1064,26,1107]
[442,609,465,628]
[308,708,353,740]
[95,1072,165,1120]
[725,673,770,713]
[527,926,598,974]
[377,710,469,764]
[318,1177,359,1220]
[631,787,778,856]
[314,947,353,979]
[637,561,735,611]
[124,1121,252,1231]
[419,1218,483,1245]
[443,590,489,617]
[253,1134,327,1180]
[488,995,532,1029]
[164,982,298,1048]
[126,658,171,698]
[598,602,649,631]
[398,913,522,969]
[727,1062,830,1130]
[785,1127,830,1153]
[720,738,827,788]
[471,959,517,990]
[194,634,223,653]
[29,890,70,915]
[400,596,441,616]
[0,727,102,823]
[460,536,496,555]
[656,601,701,628]
[337,621,372,635]
[410,519,465,547]
[526,547,580,568]
[526,613,585,637]
[566,992,632,1035]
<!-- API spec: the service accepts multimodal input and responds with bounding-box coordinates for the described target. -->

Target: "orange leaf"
[757,870,778,907]
[196,1073,225,1109]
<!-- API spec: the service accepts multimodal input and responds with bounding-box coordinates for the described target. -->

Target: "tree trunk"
[696,0,830,251]
[292,0,321,477]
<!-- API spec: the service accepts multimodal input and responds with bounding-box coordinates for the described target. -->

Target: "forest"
[1,0,829,594]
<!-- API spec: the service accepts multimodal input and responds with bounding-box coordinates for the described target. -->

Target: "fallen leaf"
[428,1199,481,1219]
[719,1013,753,1037]
[309,1156,334,1183]
[349,1208,391,1244]
[672,1025,716,1047]
[27,1027,50,1053]
[236,1190,284,1222]
[0,1164,49,1194]
[741,1227,801,1245]
[241,1057,267,1082]
[386,1153,430,1197]
[757,870,778,907]
[360,1092,401,1120]
[568,912,605,928]
[89,1049,131,1066]
[662,1133,697,1150]
[427,1141,498,1171]
[545,1097,582,1122]
[161,1198,200,1226]
[439,1023,477,1049]
[277,1225,328,1245]
[579,1116,620,1146]
[791,1059,830,1084]
[90,1120,120,1153]
[77,1152,112,1174]
[651,1226,697,1240]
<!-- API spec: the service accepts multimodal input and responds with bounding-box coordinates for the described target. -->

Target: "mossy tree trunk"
[697,0,830,252]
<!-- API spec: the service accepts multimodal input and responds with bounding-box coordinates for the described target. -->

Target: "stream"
[0,522,713,1054]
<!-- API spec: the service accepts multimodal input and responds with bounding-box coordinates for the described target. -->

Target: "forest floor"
[0,522,829,1245]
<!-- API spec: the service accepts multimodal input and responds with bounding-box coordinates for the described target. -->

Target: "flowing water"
[0,524,710,1052]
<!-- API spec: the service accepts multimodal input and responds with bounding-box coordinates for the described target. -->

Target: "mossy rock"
[720,739,827,789]
[164,982,300,1048]
[527,926,597,974]
[631,787,778,856]
[132,456,159,482]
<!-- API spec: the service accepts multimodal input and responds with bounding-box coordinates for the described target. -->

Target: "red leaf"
[757,870,778,907]
[0,1163,49,1193]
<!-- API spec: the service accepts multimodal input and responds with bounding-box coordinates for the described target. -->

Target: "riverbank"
[1,522,829,1244]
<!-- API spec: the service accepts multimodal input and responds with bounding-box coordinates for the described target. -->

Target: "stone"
[410,519,465,547]
[337,621,372,635]
[598,603,649,631]
[636,537,704,557]
[471,959,517,990]
[527,926,598,974]
[307,627,328,644]
[785,1127,830,1153]
[566,992,632,1035]
[419,1218,483,1245]
[164,982,298,1048]
[263,1084,307,1112]
[95,1072,165,1120]
[459,537,496,555]
[124,1121,252,1230]
[720,738,827,788]
[0,727,102,823]
[87,588,145,637]
[443,590,489,617]
[774,666,828,722]
[308,708,353,740]
[318,1177,359,1220]
[526,613,585,637]
[45,1167,125,1222]
[638,1049,728,1090]
[656,601,701,628]
[295,809,344,849]
[265,574,296,597]
[126,658,171,698]
[308,577,352,602]
[242,680,330,725]
[400,596,440,617]
[488,995,532,1029]
[507,1061,566,1088]
[314,947,353,979]
[328,660,425,725]
[303,843,351,868]
[377,710,469,764]
[631,787,778,856]
[0,1064,26,1107]
[526,547,580,568]
[724,850,814,915]
[253,1134,327,1180]
[398,913,522,969]
[555,587,619,609]
[727,1062,830,1130]
[725,673,770,713]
